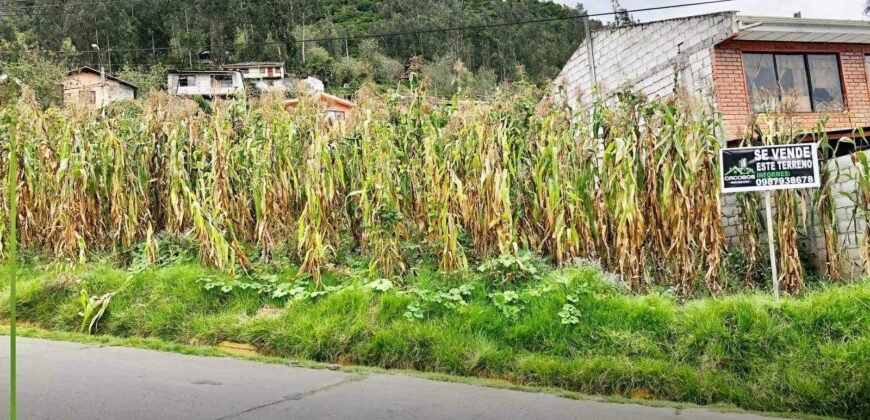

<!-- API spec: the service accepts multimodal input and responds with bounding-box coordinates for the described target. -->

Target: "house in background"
[285,92,354,121]
[552,12,870,145]
[300,76,324,93]
[223,62,287,93]
[63,66,137,108]
[167,69,244,98]
[552,12,870,277]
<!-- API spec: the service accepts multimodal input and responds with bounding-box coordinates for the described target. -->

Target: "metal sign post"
[763,191,778,300]
[721,143,820,299]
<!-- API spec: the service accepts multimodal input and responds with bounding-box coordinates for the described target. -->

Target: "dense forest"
[0,0,604,103]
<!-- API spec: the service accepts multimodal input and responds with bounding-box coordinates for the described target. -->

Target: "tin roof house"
[63,66,137,108]
[285,92,355,122]
[167,69,244,98]
[223,62,287,93]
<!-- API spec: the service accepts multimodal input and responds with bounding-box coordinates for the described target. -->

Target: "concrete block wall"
[722,151,868,278]
[803,153,867,277]
[552,12,736,109]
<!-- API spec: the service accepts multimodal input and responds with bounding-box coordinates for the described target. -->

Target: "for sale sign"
[720,143,820,193]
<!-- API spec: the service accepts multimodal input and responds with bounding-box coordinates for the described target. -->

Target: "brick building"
[553,12,870,143]
[63,66,137,108]
[552,12,870,277]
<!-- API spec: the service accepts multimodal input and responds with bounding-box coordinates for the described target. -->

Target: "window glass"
[743,53,844,113]
[774,54,811,112]
[743,53,777,112]
[179,76,190,87]
[807,54,844,112]
[326,110,346,121]
[213,75,233,88]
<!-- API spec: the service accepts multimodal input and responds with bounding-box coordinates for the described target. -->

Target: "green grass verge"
[0,263,867,418]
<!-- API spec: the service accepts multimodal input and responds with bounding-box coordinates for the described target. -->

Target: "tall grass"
[0,84,861,293]
[2,263,867,417]
[846,142,870,272]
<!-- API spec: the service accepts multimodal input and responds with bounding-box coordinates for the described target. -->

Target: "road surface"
[0,337,782,420]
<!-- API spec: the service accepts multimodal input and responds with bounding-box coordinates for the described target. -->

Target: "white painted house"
[223,62,287,93]
[167,70,244,98]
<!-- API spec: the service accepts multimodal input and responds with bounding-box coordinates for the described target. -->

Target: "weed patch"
[1,262,867,417]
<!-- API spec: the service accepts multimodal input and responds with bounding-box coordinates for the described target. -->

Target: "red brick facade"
[713,40,870,141]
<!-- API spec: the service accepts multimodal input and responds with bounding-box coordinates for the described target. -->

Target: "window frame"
[326,110,346,121]
[212,74,234,88]
[864,54,870,85]
[742,51,845,113]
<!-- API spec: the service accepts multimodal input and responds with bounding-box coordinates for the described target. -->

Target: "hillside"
[0,0,596,97]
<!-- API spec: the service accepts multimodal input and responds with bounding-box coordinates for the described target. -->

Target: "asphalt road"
[0,337,782,420]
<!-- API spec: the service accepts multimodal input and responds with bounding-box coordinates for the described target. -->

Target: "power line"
[0,0,735,55]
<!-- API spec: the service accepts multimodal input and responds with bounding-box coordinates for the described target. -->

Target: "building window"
[865,55,870,85]
[326,110,346,121]
[213,74,234,88]
[178,76,191,87]
[79,90,96,104]
[743,53,844,113]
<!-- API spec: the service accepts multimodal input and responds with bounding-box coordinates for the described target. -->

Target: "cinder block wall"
[804,152,867,277]
[722,151,868,278]
[552,12,735,108]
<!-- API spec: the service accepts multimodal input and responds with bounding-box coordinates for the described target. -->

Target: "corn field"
[0,85,864,294]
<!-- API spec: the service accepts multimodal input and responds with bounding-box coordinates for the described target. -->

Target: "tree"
[611,0,635,26]
[118,63,169,97]
[358,39,403,85]
[0,0,591,95]
[0,32,71,107]
[303,45,333,80]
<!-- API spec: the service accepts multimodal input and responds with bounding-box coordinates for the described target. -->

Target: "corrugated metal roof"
[168,69,240,75]
[223,62,284,67]
[68,66,138,91]
[735,15,870,44]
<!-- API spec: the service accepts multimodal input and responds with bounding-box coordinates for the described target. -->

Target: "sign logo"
[724,158,754,176]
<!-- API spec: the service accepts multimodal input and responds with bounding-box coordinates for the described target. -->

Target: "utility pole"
[583,14,597,99]
[301,12,306,64]
[91,43,105,86]
[583,14,603,176]
[106,37,112,75]
[765,191,780,300]
[150,30,156,63]
[185,9,192,68]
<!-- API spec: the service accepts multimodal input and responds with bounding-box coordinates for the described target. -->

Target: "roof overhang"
[224,62,284,68]
[168,69,240,75]
[67,66,138,93]
[285,92,355,109]
[734,15,870,44]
